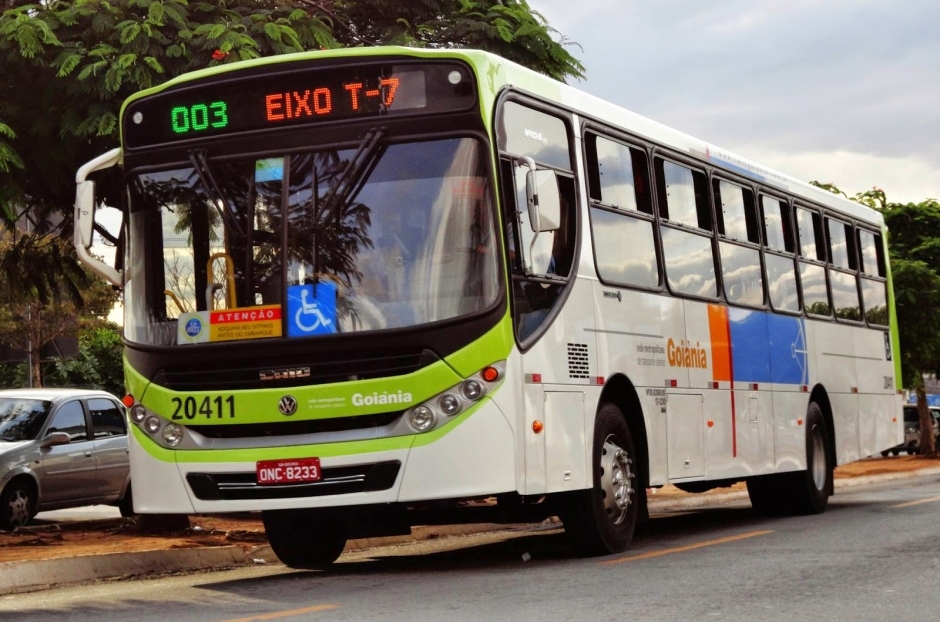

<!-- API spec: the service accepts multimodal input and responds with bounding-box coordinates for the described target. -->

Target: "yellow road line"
[891,495,940,509]
[220,604,340,622]
[601,530,774,565]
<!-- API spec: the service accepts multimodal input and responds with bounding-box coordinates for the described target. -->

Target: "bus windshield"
[124,136,499,347]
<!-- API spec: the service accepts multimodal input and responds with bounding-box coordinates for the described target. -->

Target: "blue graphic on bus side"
[287,282,337,337]
[727,309,807,385]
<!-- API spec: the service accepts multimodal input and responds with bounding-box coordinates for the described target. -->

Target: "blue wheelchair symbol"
[287,283,337,337]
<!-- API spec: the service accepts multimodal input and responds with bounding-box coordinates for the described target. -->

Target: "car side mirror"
[40,432,71,448]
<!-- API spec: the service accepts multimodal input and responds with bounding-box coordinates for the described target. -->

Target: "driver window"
[47,401,89,442]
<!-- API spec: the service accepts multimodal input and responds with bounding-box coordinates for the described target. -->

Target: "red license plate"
[256,458,322,485]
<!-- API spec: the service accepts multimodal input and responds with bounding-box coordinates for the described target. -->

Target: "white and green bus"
[74,47,902,567]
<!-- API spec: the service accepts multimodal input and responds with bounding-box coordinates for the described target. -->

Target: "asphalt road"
[4,472,940,622]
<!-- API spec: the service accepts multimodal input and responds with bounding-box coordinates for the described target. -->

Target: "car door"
[39,399,99,506]
[87,397,130,499]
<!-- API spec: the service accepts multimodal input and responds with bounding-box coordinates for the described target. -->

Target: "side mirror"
[40,432,72,448]
[525,169,561,233]
[75,180,96,248]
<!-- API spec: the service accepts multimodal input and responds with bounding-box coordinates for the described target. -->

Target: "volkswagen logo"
[278,395,298,416]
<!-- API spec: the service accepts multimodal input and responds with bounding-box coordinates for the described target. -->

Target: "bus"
[73,46,902,567]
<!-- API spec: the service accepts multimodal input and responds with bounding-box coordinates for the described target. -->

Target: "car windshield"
[124,136,499,346]
[0,399,53,442]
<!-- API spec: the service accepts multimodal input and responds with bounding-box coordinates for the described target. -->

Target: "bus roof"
[121,46,884,228]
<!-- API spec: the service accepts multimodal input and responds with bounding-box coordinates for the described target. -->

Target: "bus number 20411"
[171,395,236,420]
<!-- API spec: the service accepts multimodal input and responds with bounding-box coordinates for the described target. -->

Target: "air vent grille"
[567,342,590,379]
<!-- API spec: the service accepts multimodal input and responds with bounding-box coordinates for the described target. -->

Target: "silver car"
[0,388,132,530]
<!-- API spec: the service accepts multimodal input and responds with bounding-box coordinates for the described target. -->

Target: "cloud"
[530,0,940,200]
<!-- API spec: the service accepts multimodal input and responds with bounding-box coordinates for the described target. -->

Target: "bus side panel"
[813,320,862,464]
[128,428,196,514]
[771,391,809,473]
[854,327,902,456]
[591,284,684,488]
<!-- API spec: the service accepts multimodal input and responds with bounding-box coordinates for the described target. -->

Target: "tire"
[892,450,900,456]
[118,484,135,518]
[562,402,639,556]
[0,479,36,531]
[262,511,347,569]
[880,450,889,457]
[748,402,831,516]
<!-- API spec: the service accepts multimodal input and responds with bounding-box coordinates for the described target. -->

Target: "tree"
[0,232,119,387]
[812,182,940,458]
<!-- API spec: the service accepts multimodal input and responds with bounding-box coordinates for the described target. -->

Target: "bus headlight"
[409,405,435,432]
[461,380,484,401]
[162,423,183,446]
[143,416,161,435]
[130,404,147,424]
[439,394,461,416]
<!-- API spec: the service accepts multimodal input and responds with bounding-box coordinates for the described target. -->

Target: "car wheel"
[262,511,347,569]
[881,450,889,457]
[118,484,134,518]
[0,480,35,531]
[561,402,639,555]
[891,450,900,456]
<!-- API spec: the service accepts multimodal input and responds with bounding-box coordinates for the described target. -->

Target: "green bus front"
[106,50,532,540]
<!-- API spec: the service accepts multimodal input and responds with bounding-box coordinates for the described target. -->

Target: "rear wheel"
[118,484,135,518]
[0,480,35,531]
[747,401,831,516]
[562,403,639,555]
[262,511,347,569]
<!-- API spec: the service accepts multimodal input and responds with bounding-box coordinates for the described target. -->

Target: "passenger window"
[655,159,710,230]
[591,207,659,288]
[830,271,861,321]
[800,262,830,316]
[796,207,825,261]
[765,253,800,312]
[89,399,126,437]
[858,229,886,277]
[47,401,88,442]
[827,219,855,270]
[714,180,759,243]
[861,278,888,325]
[761,196,793,253]
[585,135,652,214]
[661,227,718,298]
[719,242,764,306]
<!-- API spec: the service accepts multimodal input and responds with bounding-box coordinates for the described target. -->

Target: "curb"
[3,467,939,595]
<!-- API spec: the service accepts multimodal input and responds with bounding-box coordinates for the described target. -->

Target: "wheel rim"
[6,489,31,528]
[810,424,827,491]
[600,435,635,525]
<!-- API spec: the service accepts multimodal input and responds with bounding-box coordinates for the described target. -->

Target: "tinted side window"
[585,135,653,214]
[796,207,825,261]
[765,254,800,312]
[761,196,793,253]
[661,227,718,298]
[497,101,571,170]
[858,229,886,277]
[591,208,659,288]
[861,278,888,325]
[827,219,854,270]
[89,398,126,437]
[714,180,759,243]
[801,262,830,316]
[655,159,710,230]
[47,401,88,442]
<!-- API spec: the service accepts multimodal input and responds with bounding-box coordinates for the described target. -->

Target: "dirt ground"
[1,455,937,564]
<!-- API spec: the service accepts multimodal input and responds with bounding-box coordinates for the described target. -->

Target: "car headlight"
[143,416,162,435]
[130,404,147,423]
[402,362,504,433]
[408,406,435,432]
[162,423,184,446]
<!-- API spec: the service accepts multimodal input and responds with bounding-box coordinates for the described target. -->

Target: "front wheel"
[562,403,639,555]
[262,511,347,569]
[0,480,35,531]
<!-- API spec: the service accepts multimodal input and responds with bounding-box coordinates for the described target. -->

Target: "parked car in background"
[0,388,132,530]
[882,405,940,456]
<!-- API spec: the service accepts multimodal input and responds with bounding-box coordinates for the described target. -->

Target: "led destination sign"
[123,61,476,149]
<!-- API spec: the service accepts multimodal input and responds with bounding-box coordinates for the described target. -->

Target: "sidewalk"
[2,456,938,595]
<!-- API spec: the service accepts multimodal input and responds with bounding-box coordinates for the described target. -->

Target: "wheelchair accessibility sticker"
[288,283,338,337]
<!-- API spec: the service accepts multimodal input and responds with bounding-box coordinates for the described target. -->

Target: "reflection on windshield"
[0,399,52,442]
[126,137,499,346]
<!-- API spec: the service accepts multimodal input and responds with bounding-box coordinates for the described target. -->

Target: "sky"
[530,0,940,203]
